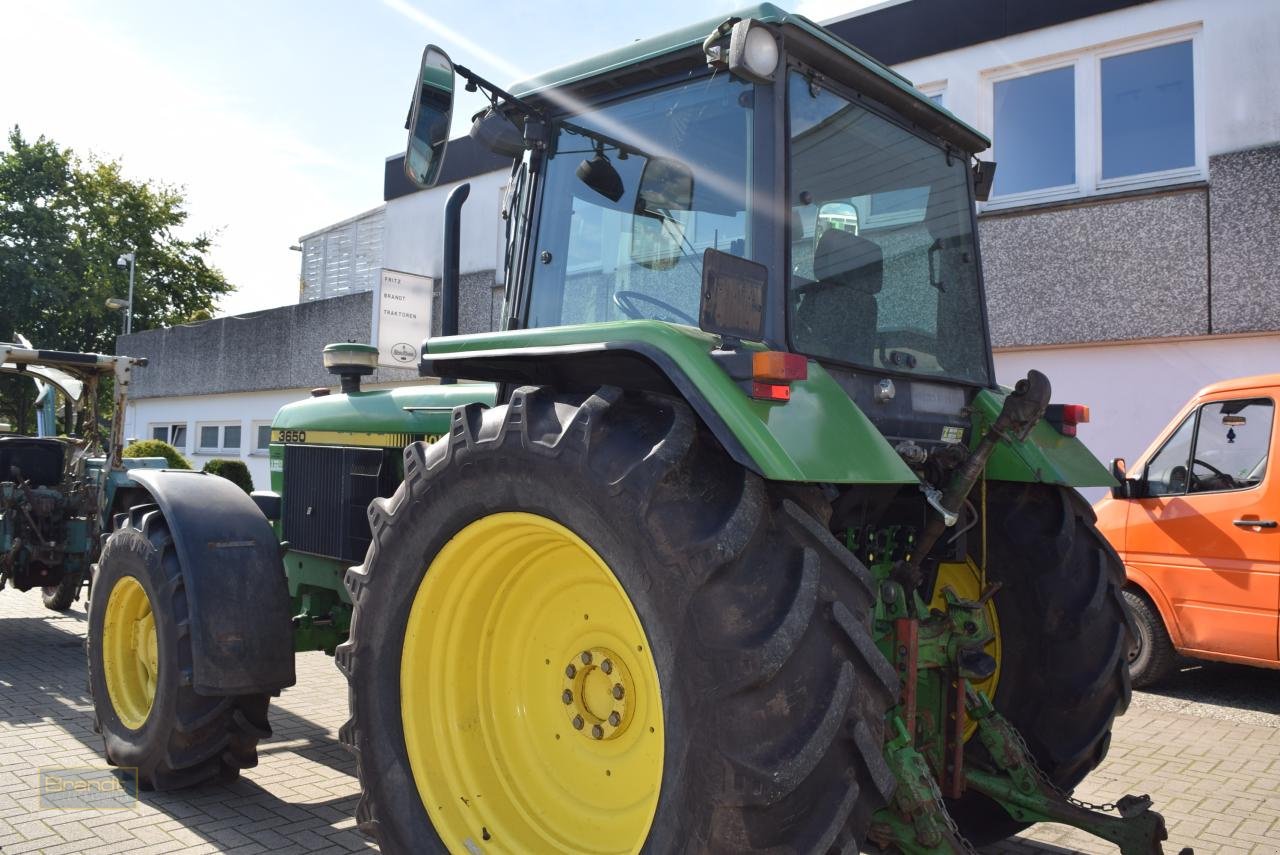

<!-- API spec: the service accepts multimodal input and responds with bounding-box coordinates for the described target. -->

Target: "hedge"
[202,458,254,494]
[122,439,191,470]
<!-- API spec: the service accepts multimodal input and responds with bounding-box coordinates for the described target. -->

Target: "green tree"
[0,127,233,432]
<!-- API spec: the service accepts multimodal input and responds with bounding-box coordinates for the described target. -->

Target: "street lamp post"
[116,252,136,334]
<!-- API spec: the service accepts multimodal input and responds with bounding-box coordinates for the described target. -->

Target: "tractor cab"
[407,4,999,462]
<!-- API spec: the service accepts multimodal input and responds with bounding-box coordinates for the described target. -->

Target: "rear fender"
[421,321,917,485]
[123,469,295,695]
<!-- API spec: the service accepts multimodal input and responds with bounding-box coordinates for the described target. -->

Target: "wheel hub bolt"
[573,715,585,730]
[608,712,621,727]
[562,689,573,705]
[591,724,604,740]
[612,684,625,700]
[580,651,593,665]
[565,664,576,679]
[601,659,613,674]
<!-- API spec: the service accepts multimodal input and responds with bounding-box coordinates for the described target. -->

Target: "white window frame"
[149,422,188,451]
[979,23,1204,211]
[195,422,243,455]
[917,80,947,107]
[251,421,273,456]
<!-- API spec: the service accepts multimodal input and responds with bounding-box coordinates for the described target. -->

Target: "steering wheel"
[612,290,698,326]
[1190,457,1234,491]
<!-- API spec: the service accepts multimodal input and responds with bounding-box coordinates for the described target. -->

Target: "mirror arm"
[454,63,545,124]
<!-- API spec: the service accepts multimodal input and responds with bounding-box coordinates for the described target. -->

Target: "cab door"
[1126,393,1279,664]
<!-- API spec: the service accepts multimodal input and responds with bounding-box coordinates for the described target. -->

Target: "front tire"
[947,483,1133,846]
[1123,589,1177,688]
[87,504,272,789]
[338,387,899,854]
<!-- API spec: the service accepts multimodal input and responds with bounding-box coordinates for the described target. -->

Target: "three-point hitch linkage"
[864,372,1191,855]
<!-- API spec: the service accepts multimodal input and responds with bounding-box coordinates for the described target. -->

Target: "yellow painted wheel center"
[101,575,158,730]
[931,559,1002,739]
[401,513,663,854]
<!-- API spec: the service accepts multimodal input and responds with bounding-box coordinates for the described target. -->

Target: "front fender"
[1122,564,1186,649]
[125,469,295,695]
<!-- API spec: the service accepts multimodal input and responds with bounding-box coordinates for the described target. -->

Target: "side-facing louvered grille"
[282,445,400,563]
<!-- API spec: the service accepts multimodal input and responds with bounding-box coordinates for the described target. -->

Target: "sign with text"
[373,268,434,368]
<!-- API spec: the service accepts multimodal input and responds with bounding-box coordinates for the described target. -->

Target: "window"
[1101,41,1194,181]
[787,73,989,386]
[992,66,1075,196]
[527,74,754,329]
[252,422,272,455]
[1145,399,1273,496]
[195,422,243,455]
[150,423,187,450]
[984,28,1202,206]
[1145,412,1196,496]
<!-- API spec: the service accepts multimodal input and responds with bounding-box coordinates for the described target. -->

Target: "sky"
[0,0,883,316]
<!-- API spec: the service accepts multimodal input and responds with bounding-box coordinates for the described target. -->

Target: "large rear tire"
[947,483,1133,845]
[338,387,899,854]
[87,504,272,789]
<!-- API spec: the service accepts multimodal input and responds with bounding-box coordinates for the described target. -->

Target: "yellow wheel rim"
[402,512,664,854]
[101,575,159,730]
[931,559,1001,739]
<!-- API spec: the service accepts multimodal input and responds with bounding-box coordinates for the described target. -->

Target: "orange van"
[1094,374,1279,686]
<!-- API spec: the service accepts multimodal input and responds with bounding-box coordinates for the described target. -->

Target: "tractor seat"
[793,230,883,365]
[0,437,67,488]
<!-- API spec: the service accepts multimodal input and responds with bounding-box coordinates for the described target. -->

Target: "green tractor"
[86,5,1189,852]
[1,341,157,610]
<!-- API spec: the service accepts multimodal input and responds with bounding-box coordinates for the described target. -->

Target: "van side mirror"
[405,45,455,189]
[1110,457,1138,499]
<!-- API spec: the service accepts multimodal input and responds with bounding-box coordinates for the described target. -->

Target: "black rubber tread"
[337,386,898,854]
[41,571,81,611]
[947,482,1134,845]
[86,504,271,790]
[1122,588,1178,688]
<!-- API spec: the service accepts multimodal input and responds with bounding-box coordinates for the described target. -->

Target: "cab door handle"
[1233,519,1277,528]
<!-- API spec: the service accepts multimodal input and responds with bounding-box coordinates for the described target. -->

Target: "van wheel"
[1123,589,1177,688]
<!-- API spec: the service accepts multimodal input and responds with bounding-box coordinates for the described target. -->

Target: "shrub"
[202,458,254,494]
[122,439,191,470]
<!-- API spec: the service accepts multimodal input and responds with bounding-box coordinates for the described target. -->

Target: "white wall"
[381,169,509,280]
[124,388,311,490]
[994,333,1280,500]
[894,0,1280,158]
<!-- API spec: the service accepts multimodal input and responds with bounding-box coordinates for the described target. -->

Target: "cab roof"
[509,3,989,149]
[1195,373,1280,398]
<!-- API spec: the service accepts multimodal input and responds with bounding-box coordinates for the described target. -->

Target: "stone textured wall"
[1207,145,1280,335]
[979,190,1209,348]
[981,143,1280,348]
[123,272,499,399]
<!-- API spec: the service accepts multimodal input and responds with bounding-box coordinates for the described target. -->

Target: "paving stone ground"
[1,588,1276,854]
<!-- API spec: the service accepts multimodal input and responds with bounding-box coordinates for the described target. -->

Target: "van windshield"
[787,72,990,385]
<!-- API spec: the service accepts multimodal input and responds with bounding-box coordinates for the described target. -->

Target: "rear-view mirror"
[405,45,455,189]
[1109,457,1136,499]
[630,157,695,271]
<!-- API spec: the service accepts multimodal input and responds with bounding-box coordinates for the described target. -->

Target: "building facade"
[122,0,1280,492]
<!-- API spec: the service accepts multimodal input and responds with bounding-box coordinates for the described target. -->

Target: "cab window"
[1187,398,1272,493]
[1144,398,1273,496]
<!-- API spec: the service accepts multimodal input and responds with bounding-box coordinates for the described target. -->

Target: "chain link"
[995,706,1119,813]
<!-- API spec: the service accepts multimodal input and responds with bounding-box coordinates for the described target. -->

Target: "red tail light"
[1047,403,1090,436]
